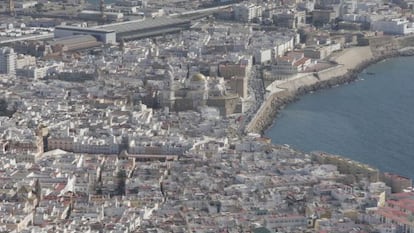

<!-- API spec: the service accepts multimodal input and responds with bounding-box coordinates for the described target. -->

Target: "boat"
[366,72,375,75]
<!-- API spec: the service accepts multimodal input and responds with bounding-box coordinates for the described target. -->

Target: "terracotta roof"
[294,57,310,67]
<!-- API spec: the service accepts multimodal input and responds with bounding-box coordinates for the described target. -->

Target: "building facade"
[0,47,16,76]
[233,4,262,23]
[371,18,414,35]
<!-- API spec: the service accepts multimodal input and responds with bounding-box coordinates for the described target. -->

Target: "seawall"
[245,44,402,134]
[311,151,380,183]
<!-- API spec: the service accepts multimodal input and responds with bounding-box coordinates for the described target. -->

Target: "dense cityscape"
[1,0,414,232]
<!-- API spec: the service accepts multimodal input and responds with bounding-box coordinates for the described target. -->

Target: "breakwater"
[245,90,297,135]
[245,44,404,134]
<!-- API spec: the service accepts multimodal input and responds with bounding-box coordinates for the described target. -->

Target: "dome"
[191,73,206,82]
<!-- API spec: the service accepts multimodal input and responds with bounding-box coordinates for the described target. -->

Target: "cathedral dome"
[191,73,206,82]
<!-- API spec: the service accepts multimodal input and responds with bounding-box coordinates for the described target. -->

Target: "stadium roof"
[49,35,98,46]
[55,25,115,34]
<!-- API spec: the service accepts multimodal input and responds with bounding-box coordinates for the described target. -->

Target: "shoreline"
[241,42,414,184]
[243,35,414,182]
[245,45,403,135]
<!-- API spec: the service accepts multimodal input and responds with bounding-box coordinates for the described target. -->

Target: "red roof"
[294,57,310,67]
[54,183,66,192]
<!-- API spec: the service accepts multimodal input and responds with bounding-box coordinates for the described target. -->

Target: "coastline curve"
[245,40,413,135]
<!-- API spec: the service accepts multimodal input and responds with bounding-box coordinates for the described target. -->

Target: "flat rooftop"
[94,17,190,34]
[0,33,54,45]
[55,25,115,34]
[48,35,98,46]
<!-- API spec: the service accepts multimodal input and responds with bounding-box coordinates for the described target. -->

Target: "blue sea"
[266,56,414,179]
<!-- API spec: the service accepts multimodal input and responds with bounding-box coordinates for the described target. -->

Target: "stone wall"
[245,89,295,133]
[311,152,380,183]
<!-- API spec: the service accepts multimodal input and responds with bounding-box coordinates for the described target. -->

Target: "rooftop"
[95,17,190,34]
[55,25,115,34]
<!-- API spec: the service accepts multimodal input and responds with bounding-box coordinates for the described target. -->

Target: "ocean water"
[266,56,414,179]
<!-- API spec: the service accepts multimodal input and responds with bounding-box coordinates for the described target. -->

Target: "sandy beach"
[330,46,374,70]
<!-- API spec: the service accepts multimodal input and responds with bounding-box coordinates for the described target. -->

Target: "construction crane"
[7,0,15,16]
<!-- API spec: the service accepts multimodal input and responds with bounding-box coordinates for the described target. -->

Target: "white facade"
[342,13,379,23]
[265,215,307,230]
[271,54,312,80]
[79,10,124,21]
[233,4,262,23]
[48,135,120,154]
[73,137,119,154]
[16,66,47,79]
[371,18,414,35]
[0,47,16,76]
[16,62,64,79]
[254,49,272,64]
[15,1,38,9]
[273,37,295,58]
[16,55,36,69]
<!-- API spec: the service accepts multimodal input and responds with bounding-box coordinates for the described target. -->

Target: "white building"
[0,47,16,76]
[371,18,414,35]
[73,136,119,154]
[254,49,272,64]
[15,55,36,69]
[16,62,64,79]
[233,4,262,23]
[79,10,124,21]
[273,37,295,57]
[14,1,38,9]
[273,53,311,77]
[265,214,308,230]
[16,66,48,79]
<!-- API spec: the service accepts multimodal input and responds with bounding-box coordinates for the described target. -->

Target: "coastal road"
[239,65,265,135]
[245,46,375,134]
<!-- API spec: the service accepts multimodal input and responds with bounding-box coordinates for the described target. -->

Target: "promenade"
[246,46,375,134]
